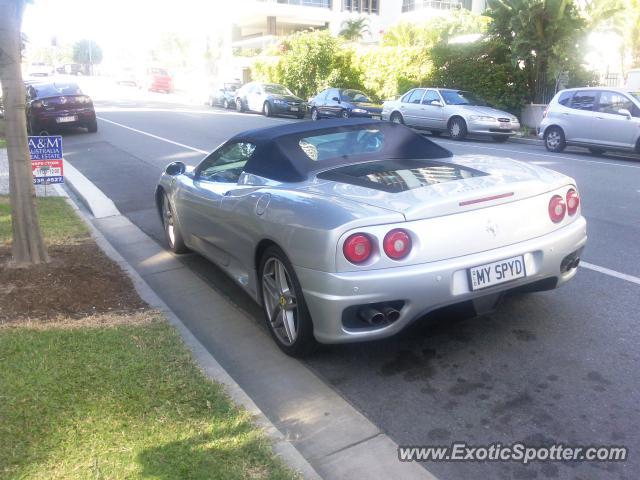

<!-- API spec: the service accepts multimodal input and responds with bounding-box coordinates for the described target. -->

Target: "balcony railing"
[401,0,463,11]
[257,0,332,7]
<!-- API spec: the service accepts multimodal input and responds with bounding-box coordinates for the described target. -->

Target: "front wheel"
[448,117,467,140]
[259,246,317,357]
[162,194,189,254]
[236,99,244,112]
[340,109,350,119]
[544,126,566,152]
[263,101,272,117]
[311,108,319,121]
[223,98,229,109]
[390,112,404,124]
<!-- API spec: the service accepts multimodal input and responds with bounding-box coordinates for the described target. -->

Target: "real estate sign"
[29,136,64,185]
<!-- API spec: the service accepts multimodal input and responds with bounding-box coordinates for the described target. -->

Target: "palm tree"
[339,18,370,42]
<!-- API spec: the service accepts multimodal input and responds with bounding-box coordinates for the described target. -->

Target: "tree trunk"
[0,0,49,266]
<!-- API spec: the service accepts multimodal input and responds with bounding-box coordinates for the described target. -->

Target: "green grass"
[0,320,297,480]
[0,195,88,246]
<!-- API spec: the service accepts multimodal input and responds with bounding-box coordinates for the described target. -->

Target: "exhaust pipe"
[359,307,385,325]
[381,306,400,323]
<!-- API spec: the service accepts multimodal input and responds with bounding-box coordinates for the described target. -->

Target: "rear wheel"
[87,119,98,133]
[259,246,317,357]
[448,117,467,140]
[311,108,319,121]
[236,99,244,112]
[263,101,272,117]
[223,98,229,109]
[544,126,566,152]
[162,194,188,254]
[341,109,349,119]
[492,135,509,143]
[588,147,605,155]
[390,112,404,124]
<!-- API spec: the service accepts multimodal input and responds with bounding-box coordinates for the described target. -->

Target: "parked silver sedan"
[382,88,520,142]
[156,119,585,357]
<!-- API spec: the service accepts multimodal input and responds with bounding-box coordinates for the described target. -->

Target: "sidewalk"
[63,161,437,480]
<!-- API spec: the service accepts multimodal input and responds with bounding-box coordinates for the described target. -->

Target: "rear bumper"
[296,217,587,344]
[32,109,96,129]
[272,103,306,115]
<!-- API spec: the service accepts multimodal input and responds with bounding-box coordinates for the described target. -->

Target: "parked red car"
[25,81,97,134]
[142,68,173,93]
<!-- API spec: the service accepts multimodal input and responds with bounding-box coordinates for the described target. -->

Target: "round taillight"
[548,195,566,223]
[343,233,372,264]
[383,229,412,259]
[566,189,579,216]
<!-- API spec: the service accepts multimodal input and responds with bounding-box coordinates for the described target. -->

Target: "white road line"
[580,262,640,286]
[97,116,209,154]
[436,139,640,170]
[97,115,640,287]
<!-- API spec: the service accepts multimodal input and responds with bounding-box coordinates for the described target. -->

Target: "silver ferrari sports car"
[156,119,587,356]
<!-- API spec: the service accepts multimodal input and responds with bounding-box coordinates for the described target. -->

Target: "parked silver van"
[539,87,640,154]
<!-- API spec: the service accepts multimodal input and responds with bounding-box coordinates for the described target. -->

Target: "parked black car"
[235,82,306,118]
[309,88,382,120]
[208,81,242,109]
[25,81,97,134]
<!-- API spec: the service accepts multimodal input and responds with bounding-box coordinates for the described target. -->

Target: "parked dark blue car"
[309,88,382,120]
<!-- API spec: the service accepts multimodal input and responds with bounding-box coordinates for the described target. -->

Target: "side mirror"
[332,96,340,102]
[618,108,632,118]
[430,100,443,107]
[165,161,186,176]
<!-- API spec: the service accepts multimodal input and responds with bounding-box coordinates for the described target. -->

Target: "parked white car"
[382,88,520,142]
[539,87,640,154]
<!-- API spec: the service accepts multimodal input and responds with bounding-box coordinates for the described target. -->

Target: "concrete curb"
[509,136,543,146]
[58,185,322,480]
[64,160,119,218]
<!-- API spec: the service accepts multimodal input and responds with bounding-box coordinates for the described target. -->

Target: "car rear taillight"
[548,195,566,223]
[566,189,579,216]
[383,229,412,259]
[343,233,372,264]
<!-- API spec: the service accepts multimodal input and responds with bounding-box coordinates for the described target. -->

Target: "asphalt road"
[61,86,639,480]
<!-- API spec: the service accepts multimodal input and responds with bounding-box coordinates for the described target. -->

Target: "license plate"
[469,255,526,291]
[56,115,77,123]
[499,122,510,129]
[290,107,299,112]
[372,114,381,120]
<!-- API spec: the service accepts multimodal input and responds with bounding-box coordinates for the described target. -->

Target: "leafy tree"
[72,39,103,73]
[486,0,588,103]
[253,31,364,100]
[0,0,49,265]
[339,17,370,42]
[383,11,490,47]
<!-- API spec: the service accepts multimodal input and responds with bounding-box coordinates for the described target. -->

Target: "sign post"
[29,136,64,193]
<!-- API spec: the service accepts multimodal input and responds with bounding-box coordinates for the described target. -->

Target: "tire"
[341,110,350,119]
[236,98,244,113]
[544,126,566,152]
[223,98,229,109]
[311,108,319,121]
[448,117,468,140]
[492,135,509,143]
[430,131,442,137]
[588,147,605,155]
[87,119,98,133]
[259,245,317,357]
[263,101,272,117]
[161,194,189,254]
[390,112,404,124]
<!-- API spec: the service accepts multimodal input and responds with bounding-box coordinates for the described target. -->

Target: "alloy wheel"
[162,196,176,248]
[311,108,318,121]
[262,257,298,346]
[546,131,561,149]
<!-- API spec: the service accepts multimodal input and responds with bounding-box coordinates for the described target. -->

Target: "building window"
[263,0,332,8]
[401,0,464,12]
[343,0,379,14]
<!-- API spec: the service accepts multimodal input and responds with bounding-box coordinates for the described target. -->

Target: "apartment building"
[222,0,486,81]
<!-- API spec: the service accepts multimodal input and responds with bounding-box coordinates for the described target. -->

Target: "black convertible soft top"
[229,118,453,182]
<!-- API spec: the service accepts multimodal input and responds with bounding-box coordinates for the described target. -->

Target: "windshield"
[440,90,488,106]
[341,89,371,103]
[264,84,292,95]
